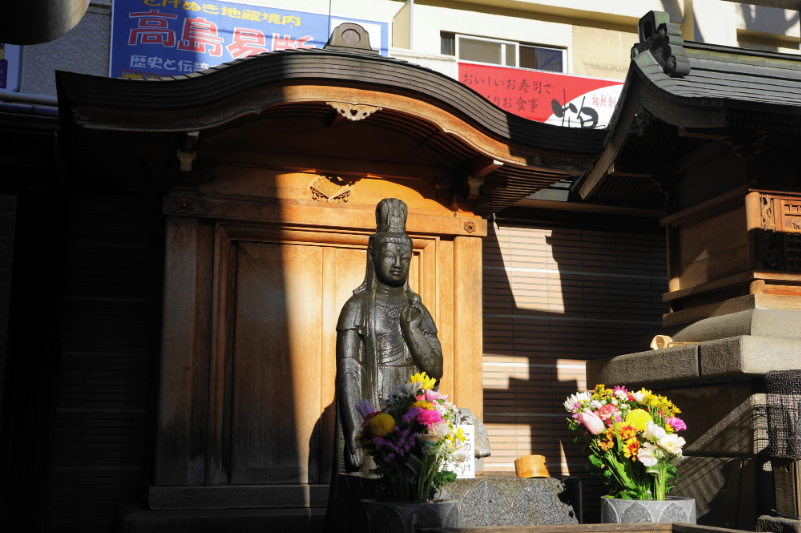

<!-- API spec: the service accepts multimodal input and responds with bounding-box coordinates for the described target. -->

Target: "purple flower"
[356,400,374,419]
[402,407,422,424]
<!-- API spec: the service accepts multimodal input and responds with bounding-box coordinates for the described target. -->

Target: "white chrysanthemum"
[392,381,423,397]
[614,390,629,400]
[590,400,603,410]
[563,391,592,412]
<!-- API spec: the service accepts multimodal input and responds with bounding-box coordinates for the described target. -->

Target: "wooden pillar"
[155,216,214,486]
[453,235,483,420]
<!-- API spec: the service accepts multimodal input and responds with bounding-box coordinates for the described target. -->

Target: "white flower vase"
[600,496,696,524]
[361,499,460,533]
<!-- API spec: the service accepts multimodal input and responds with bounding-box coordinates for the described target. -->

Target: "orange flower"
[623,438,640,461]
[599,430,615,451]
[616,423,638,441]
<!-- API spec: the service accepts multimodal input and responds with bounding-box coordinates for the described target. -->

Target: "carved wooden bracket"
[630,11,690,78]
[761,194,779,271]
[309,175,352,203]
[628,108,653,137]
[326,102,382,122]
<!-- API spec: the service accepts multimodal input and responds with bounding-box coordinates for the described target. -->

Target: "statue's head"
[356,199,415,292]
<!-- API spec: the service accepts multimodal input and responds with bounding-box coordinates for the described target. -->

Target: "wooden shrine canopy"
[54,11,801,219]
[54,47,607,215]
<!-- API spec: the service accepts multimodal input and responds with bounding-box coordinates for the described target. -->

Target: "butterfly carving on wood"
[309,176,352,203]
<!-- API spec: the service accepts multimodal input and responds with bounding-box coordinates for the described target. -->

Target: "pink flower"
[579,409,606,435]
[416,408,443,428]
[424,390,448,402]
[613,386,627,393]
[597,404,619,422]
[667,417,687,431]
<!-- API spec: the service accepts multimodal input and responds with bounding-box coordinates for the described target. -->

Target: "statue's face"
[374,242,412,287]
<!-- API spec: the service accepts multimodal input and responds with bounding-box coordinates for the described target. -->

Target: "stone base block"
[324,472,580,533]
[672,456,775,531]
[114,496,326,533]
[757,515,801,533]
[657,382,766,457]
[438,473,580,527]
[588,335,801,389]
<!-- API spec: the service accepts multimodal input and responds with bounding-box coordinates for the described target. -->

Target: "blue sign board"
[0,43,22,91]
[110,0,388,79]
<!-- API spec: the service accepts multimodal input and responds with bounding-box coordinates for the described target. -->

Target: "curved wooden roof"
[57,48,606,154]
[56,48,611,214]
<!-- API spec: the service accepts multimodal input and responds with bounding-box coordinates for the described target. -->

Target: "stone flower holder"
[601,496,696,524]
[361,499,459,533]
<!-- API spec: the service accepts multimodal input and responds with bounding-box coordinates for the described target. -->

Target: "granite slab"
[323,472,581,533]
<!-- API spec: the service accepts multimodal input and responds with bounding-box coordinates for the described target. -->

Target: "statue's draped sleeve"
[334,294,369,473]
[419,303,437,336]
[336,293,368,337]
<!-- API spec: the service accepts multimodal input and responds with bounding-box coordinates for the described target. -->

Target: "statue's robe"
[324,289,438,532]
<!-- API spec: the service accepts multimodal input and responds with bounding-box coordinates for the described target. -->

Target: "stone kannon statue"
[336,198,443,472]
[334,198,491,475]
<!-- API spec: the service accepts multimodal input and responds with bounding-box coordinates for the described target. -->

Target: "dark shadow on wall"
[482,209,667,522]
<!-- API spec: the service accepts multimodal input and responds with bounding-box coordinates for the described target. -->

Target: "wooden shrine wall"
[153,168,486,491]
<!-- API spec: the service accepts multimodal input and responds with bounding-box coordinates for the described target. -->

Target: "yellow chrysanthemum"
[369,413,396,437]
[625,409,652,432]
[412,400,434,410]
[409,372,436,390]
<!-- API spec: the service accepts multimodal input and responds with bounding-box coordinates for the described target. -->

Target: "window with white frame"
[440,32,564,73]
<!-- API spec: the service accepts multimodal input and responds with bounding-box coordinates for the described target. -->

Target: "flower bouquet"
[355,372,467,502]
[565,385,687,500]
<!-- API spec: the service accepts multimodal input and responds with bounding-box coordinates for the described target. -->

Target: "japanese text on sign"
[458,62,623,129]
[111,0,388,78]
[444,424,475,479]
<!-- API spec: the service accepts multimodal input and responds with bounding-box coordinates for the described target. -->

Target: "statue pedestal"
[326,472,581,532]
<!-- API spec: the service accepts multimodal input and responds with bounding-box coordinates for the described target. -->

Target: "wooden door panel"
[230,242,323,484]
[222,230,436,486]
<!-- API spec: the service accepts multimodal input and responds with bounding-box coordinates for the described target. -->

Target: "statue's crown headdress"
[375,198,408,234]
[354,198,417,296]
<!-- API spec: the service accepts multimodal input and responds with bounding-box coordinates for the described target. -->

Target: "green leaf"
[404,454,423,475]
